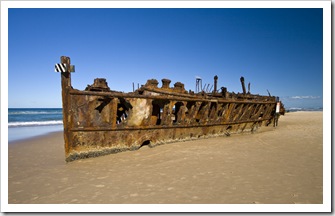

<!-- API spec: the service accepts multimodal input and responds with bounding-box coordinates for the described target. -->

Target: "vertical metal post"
[213,75,218,94]
[111,98,118,129]
[60,56,72,157]
[196,77,202,93]
[240,76,246,94]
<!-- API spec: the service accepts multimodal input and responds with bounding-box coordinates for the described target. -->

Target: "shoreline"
[8,124,63,144]
[8,111,323,205]
[8,130,63,146]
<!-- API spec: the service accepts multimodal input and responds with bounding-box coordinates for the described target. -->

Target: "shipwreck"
[55,56,285,162]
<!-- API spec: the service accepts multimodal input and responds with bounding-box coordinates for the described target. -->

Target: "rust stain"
[56,56,285,162]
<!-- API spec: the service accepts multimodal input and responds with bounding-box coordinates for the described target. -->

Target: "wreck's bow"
[55,56,284,162]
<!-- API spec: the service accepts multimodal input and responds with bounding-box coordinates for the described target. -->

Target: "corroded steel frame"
[58,56,281,162]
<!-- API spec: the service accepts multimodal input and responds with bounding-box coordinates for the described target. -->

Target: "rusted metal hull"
[56,56,283,162]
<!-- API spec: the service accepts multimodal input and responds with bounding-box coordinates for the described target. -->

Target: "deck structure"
[56,56,284,162]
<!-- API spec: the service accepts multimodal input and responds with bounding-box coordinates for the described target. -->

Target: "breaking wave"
[8,111,62,115]
[286,107,323,112]
[8,120,63,127]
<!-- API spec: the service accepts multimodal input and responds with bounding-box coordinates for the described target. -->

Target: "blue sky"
[8,8,323,109]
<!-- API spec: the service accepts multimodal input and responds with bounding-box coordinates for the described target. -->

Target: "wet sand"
[8,111,323,205]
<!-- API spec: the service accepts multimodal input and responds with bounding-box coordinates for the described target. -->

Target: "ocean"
[280,96,323,112]
[8,108,64,142]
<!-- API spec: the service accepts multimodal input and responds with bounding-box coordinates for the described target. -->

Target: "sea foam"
[8,120,63,127]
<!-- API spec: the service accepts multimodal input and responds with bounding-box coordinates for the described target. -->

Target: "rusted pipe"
[214,75,218,93]
[240,76,246,94]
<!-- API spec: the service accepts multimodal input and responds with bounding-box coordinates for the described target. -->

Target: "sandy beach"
[8,111,323,205]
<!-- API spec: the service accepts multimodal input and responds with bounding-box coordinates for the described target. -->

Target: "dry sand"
[8,111,323,204]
